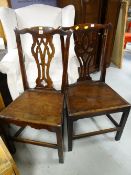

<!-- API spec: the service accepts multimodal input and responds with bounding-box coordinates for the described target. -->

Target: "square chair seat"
[66,81,130,117]
[0,90,64,128]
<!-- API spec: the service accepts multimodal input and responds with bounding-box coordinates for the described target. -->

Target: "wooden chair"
[0,26,71,163]
[64,23,131,151]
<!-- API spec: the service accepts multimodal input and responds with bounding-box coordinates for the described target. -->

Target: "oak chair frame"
[0,26,71,163]
[63,23,131,151]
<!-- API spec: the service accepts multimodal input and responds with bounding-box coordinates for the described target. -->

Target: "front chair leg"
[56,127,64,163]
[115,107,130,141]
[67,118,73,152]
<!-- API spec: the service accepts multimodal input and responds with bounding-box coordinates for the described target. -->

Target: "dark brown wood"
[7,0,11,7]
[106,114,119,127]
[0,27,71,163]
[100,27,109,82]
[13,137,58,149]
[115,108,130,141]
[0,90,64,127]
[82,0,103,23]
[58,0,83,23]
[73,127,120,140]
[58,0,122,69]
[14,127,25,137]
[67,118,73,151]
[60,34,70,92]
[58,0,102,24]
[63,23,111,82]
[66,82,130,117]
[74,28,99,81]
[15,27,71,91]
[15,32,29,90]
[56,127,64,163]
[65,23,131,151]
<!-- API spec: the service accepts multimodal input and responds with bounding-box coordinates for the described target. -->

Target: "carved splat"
[31,31,55,89]
[74,29,100,81]
[15,26,72,91]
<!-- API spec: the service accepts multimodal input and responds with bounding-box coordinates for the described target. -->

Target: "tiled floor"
[12,51,131,175]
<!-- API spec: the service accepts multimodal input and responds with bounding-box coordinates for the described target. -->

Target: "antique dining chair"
[64,23,131,151]
[0,26,71,163]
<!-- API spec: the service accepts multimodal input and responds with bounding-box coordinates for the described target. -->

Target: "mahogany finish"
[0,27,71,163]
[58,0,122,69]
[64,23,131,151]
[66,82,130,118]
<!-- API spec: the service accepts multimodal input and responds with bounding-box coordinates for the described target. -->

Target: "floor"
[12,51,131,175]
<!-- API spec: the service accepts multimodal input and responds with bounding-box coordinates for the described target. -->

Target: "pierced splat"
[31,32,55,89]
[74,29,100,82]
[15,26,72,91]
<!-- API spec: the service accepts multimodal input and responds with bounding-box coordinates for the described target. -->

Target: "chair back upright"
[15,27,71,92]
[64,23,111,83]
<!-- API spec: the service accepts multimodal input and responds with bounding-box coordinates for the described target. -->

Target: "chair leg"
[62,108,65,138]
[56,127,64,163]
[67,118,73,152]
[115,108,130,141]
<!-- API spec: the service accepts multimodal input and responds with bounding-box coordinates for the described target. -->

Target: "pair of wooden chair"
[0,24,130,163]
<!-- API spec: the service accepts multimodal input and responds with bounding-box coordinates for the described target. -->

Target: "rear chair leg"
[56,127,64,163]
[115,108,130,141]
[68,118,73,152]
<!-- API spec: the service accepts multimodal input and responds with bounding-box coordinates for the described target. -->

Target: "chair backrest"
[64,23,111,83]
[15,27,71,92]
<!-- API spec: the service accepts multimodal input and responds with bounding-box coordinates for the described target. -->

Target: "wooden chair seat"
[66,81,130,117]
[0,90,64,127]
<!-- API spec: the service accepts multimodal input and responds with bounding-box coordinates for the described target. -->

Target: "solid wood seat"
[66,81,130,117]
[0,27,71,163]
[64,23,131,152]
[0,90,64,127]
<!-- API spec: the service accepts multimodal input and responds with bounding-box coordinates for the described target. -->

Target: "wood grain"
[65,23,131,152]
[0,27,72,163]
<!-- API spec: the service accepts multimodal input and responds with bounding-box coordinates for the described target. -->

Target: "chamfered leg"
[115,107,130,141]
[67,118,73,152]
[56,127,64,163]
